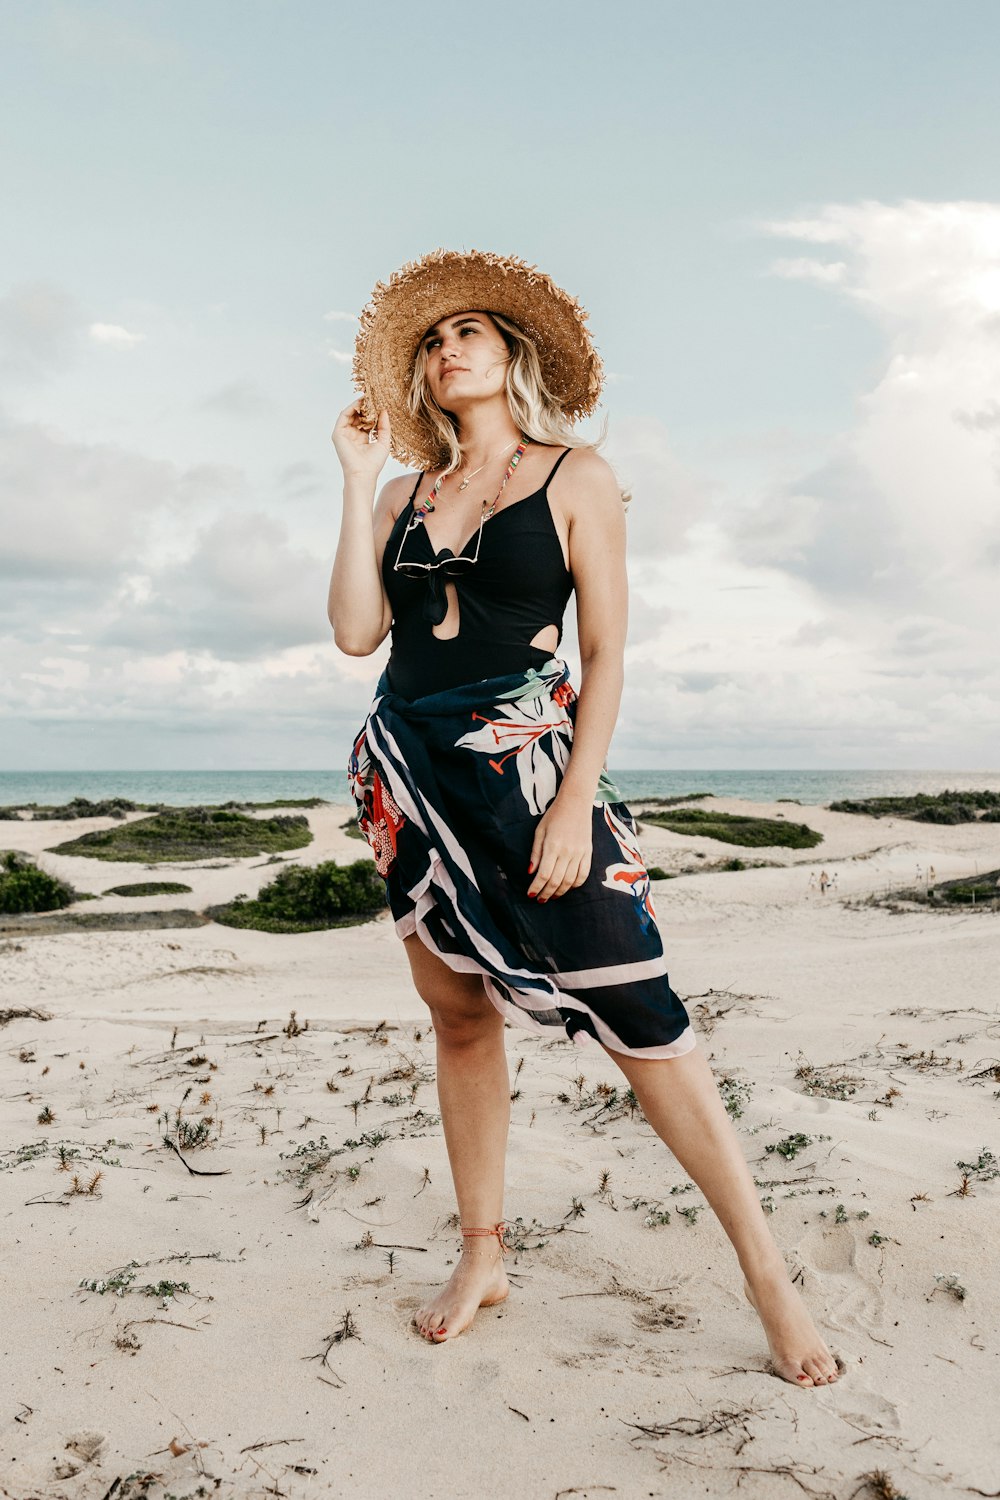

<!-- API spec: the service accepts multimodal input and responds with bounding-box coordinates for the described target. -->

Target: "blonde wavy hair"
[406,309,630,507]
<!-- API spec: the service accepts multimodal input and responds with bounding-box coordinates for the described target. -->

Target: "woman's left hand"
[526,794,593,901]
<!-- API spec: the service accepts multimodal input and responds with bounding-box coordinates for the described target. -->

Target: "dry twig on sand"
[0,1006,51,1027]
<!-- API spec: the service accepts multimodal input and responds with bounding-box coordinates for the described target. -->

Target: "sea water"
[1,768,999,810]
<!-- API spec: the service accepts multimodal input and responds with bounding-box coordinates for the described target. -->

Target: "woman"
[328,248,842,1388]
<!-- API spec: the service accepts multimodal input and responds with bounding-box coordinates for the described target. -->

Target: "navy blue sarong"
[347,656,696,1059]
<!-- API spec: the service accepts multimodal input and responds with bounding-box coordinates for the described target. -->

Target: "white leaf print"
[602,804,656,927]
[455,694,574,816]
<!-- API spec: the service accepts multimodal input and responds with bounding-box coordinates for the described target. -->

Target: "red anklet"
[460,1222,508,1257]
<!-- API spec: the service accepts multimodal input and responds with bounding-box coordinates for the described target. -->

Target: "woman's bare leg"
[602,1040,842,1387]
[403,932,511,1342]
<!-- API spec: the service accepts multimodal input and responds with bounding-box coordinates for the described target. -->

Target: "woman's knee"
[427,1000,503,1048]
[402,933,498,1039]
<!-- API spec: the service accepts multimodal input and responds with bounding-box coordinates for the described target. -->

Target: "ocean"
[2,768,999,810]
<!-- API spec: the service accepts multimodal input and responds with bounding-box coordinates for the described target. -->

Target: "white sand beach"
[1,797,998,1499]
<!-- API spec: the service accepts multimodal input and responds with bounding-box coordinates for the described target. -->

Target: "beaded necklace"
[413,438,529,526]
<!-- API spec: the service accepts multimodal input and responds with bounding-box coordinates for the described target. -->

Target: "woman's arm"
[327,401,400,656]
[526,448,629,900]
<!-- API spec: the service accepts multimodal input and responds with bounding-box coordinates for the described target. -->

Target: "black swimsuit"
[382,447,574,701]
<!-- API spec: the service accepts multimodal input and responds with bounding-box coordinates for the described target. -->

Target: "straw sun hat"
[351,247,604,471]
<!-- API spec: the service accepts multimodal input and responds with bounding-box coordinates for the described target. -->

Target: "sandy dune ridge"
[1,797,998,1499]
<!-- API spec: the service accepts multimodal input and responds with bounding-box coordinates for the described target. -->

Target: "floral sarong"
[347,656,696,1059]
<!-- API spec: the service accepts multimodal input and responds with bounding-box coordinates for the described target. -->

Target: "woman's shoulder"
[378,469,422,524]
[554,443,613,476]
[547,444,620,515]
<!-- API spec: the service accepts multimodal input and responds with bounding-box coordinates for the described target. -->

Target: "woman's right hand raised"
[331,397,392,482]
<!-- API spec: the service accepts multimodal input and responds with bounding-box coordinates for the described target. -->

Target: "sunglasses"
[391,506,486,580]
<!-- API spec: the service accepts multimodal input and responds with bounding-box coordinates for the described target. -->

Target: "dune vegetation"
[206,858,386,933]
[46,806,313,862]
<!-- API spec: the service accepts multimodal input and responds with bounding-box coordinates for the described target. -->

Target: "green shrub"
[47,806,313,862]
[207,858,386,933]
[913,802,977,825]
[0,796,140,821]
[934,872,1000,906]
[829,789,1000,821]
[102,881,193,897]
[638,808,822,849]
[0,851,77,914]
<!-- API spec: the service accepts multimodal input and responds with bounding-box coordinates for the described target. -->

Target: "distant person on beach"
[819,869,830,895]
[328,247,841,1388]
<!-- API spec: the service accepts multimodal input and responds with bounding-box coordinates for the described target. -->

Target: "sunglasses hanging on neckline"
[392,438,529,580]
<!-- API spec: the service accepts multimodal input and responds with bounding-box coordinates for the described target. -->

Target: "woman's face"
[419,309,508,409]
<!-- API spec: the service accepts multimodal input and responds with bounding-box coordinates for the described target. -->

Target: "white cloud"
[747,201,1000,639]
[612,199,1000,765]
[767,257,848,285]
[89,322,145,348]
[603,414,718,562]
[5,200,1000,768]
[98,510,332,661]
[0,415,177,587]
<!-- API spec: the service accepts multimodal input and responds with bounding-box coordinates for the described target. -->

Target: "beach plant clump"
[636,807,822,850]
[279,1126,394,1189]
[208,858,386,933]
[163,1114,215,1151]
[78,1260,192,1299]
[794,1058,864,1100]
[45,805,313,862]
[0,850,78,914]
[860,871,1000,914]
[1,1138,131,1173]
[102,880,194,897]
[630,793,713,809]
[930,871,1000,908]
[828,789,1000,822]
[0,795,141,821]
[717,1074,754,1119]
[956,1147,999,1182]
[765,1132,813,1161]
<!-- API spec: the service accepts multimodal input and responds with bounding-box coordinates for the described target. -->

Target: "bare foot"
[742,1266,843,1387]
[414,1243,509,1343]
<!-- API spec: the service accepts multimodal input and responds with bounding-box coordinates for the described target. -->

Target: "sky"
[2,0,999,771]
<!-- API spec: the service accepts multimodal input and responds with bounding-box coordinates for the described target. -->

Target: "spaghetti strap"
[542,447,572,489]
[408,470,424,502]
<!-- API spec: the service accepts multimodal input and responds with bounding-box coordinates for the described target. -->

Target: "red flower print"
[360,772,406,878]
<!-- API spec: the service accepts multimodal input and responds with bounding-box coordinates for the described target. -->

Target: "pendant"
[458,478,470,492]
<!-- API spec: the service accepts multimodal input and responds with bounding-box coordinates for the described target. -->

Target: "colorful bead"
[416,440,527,523]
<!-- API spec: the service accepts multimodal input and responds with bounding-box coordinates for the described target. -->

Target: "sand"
[1,796,998,1499]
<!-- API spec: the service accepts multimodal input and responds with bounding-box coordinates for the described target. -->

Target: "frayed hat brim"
[351,247,603,471]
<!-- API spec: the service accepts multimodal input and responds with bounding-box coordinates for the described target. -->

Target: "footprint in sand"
[794,1226,884,1341]
[835,1384,901,1433]
[393,1292,426,1329]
